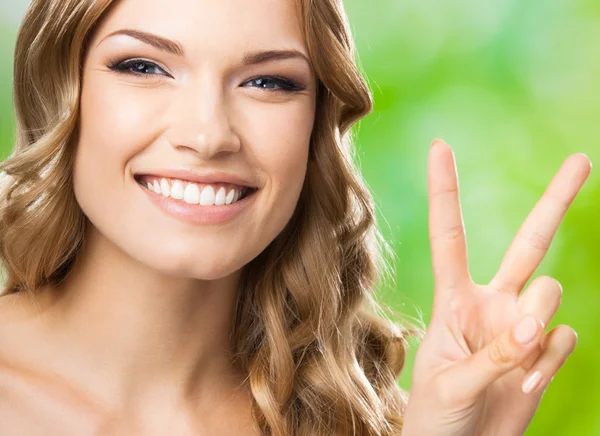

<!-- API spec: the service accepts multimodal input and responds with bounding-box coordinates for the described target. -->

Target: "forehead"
[91,0,305,56]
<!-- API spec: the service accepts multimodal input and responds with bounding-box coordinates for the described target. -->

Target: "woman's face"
[75,0,317,279]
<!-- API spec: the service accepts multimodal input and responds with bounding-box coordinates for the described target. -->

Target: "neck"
[36,225,248,411]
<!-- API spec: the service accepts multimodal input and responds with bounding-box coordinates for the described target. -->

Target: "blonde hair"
[1,0,422,434]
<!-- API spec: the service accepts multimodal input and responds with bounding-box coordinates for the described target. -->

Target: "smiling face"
[75,0,317,279]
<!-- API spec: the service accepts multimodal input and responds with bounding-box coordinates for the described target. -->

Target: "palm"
[432,284,520,365]
[405,140,591,436]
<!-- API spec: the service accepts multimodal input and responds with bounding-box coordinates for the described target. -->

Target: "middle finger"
[489,154,591,296]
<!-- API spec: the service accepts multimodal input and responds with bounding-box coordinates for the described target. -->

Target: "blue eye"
[108,58,169,78]
[107,58,306,93]
[243,76,305,93]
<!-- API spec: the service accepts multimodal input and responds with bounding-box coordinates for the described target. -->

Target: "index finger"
[428,139,471,292]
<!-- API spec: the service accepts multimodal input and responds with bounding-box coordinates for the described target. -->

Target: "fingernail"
[522,370,543,394]
[513,316,538,344]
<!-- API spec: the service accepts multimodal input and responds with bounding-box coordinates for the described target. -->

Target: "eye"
[107,58,170,79]
[106,58,306,93]
[243,76,306,93]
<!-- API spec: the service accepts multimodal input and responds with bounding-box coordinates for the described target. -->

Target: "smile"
[135,175,254,206]
[134,174,258,225]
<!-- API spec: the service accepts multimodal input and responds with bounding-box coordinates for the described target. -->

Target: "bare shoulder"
[0,290,51,325]
[0,287,68,355]
[0,293,261,436]
[0,291,53,363]
[0,291,40,356]
[0,292,101,436]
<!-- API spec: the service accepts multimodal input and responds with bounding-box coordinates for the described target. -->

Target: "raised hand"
[401,139,592,436]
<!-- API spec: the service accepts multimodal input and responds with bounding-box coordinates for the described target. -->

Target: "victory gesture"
[401,139,592,436]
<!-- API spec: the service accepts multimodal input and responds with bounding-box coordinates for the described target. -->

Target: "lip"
[138,180,257,225]
[134,169,258,188]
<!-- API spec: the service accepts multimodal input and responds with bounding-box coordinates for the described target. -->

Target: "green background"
[1,1,598,434]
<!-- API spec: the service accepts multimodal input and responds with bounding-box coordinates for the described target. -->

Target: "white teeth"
[170,180,184,199]
[145,177,249,206]
[215,187,226,205]
[199,185,215,206]
[225,189,235,205]
[183,183,200,204]
[160,178,171,197]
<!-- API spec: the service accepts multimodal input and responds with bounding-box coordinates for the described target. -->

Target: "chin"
[119,237,253,281]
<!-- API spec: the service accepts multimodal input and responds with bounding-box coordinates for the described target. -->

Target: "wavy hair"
[1,0,422,434]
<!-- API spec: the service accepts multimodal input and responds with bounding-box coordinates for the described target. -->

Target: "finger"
[517,275,562,330]
[428,139,471,293]
[521,324,577,394]
[477,325,577,436]
[489,154,592,296]
[442,315,545,402]
[517,276,562,370]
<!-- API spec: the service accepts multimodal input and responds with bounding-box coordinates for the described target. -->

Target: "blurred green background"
[1,0,599,434]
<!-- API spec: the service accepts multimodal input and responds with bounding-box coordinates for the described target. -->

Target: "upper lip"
[134,169,258,188]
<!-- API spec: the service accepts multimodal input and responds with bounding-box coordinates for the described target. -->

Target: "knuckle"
[517,229,552,251]
[488,341,515,368]
[430,185,459,201]
[431,224,465,243]
[446,224,466,241]
[544,191,571,210]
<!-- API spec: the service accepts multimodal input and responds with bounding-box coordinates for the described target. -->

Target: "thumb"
[444,316,544,401]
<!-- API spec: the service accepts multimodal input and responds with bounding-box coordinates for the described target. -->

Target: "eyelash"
[106,58,306,93]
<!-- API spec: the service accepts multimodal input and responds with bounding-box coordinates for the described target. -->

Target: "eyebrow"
[98,28,311,67]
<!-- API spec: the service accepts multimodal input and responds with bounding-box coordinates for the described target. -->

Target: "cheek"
[77,75,167,166]
[248,99,314,187]
[72,74,173,267]
[241,99,314,244]
[74,74,167,207]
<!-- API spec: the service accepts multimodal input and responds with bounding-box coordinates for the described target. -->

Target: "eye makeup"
[105,57,308,93]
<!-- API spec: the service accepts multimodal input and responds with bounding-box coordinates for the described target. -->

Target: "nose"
[165,84,242,159]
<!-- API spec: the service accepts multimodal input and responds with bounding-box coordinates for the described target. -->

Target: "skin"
[0,1,591,435]
[0,0,316,434]
[402,139,592,435]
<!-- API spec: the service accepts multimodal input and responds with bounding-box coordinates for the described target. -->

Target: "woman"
[0,0,591,434]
